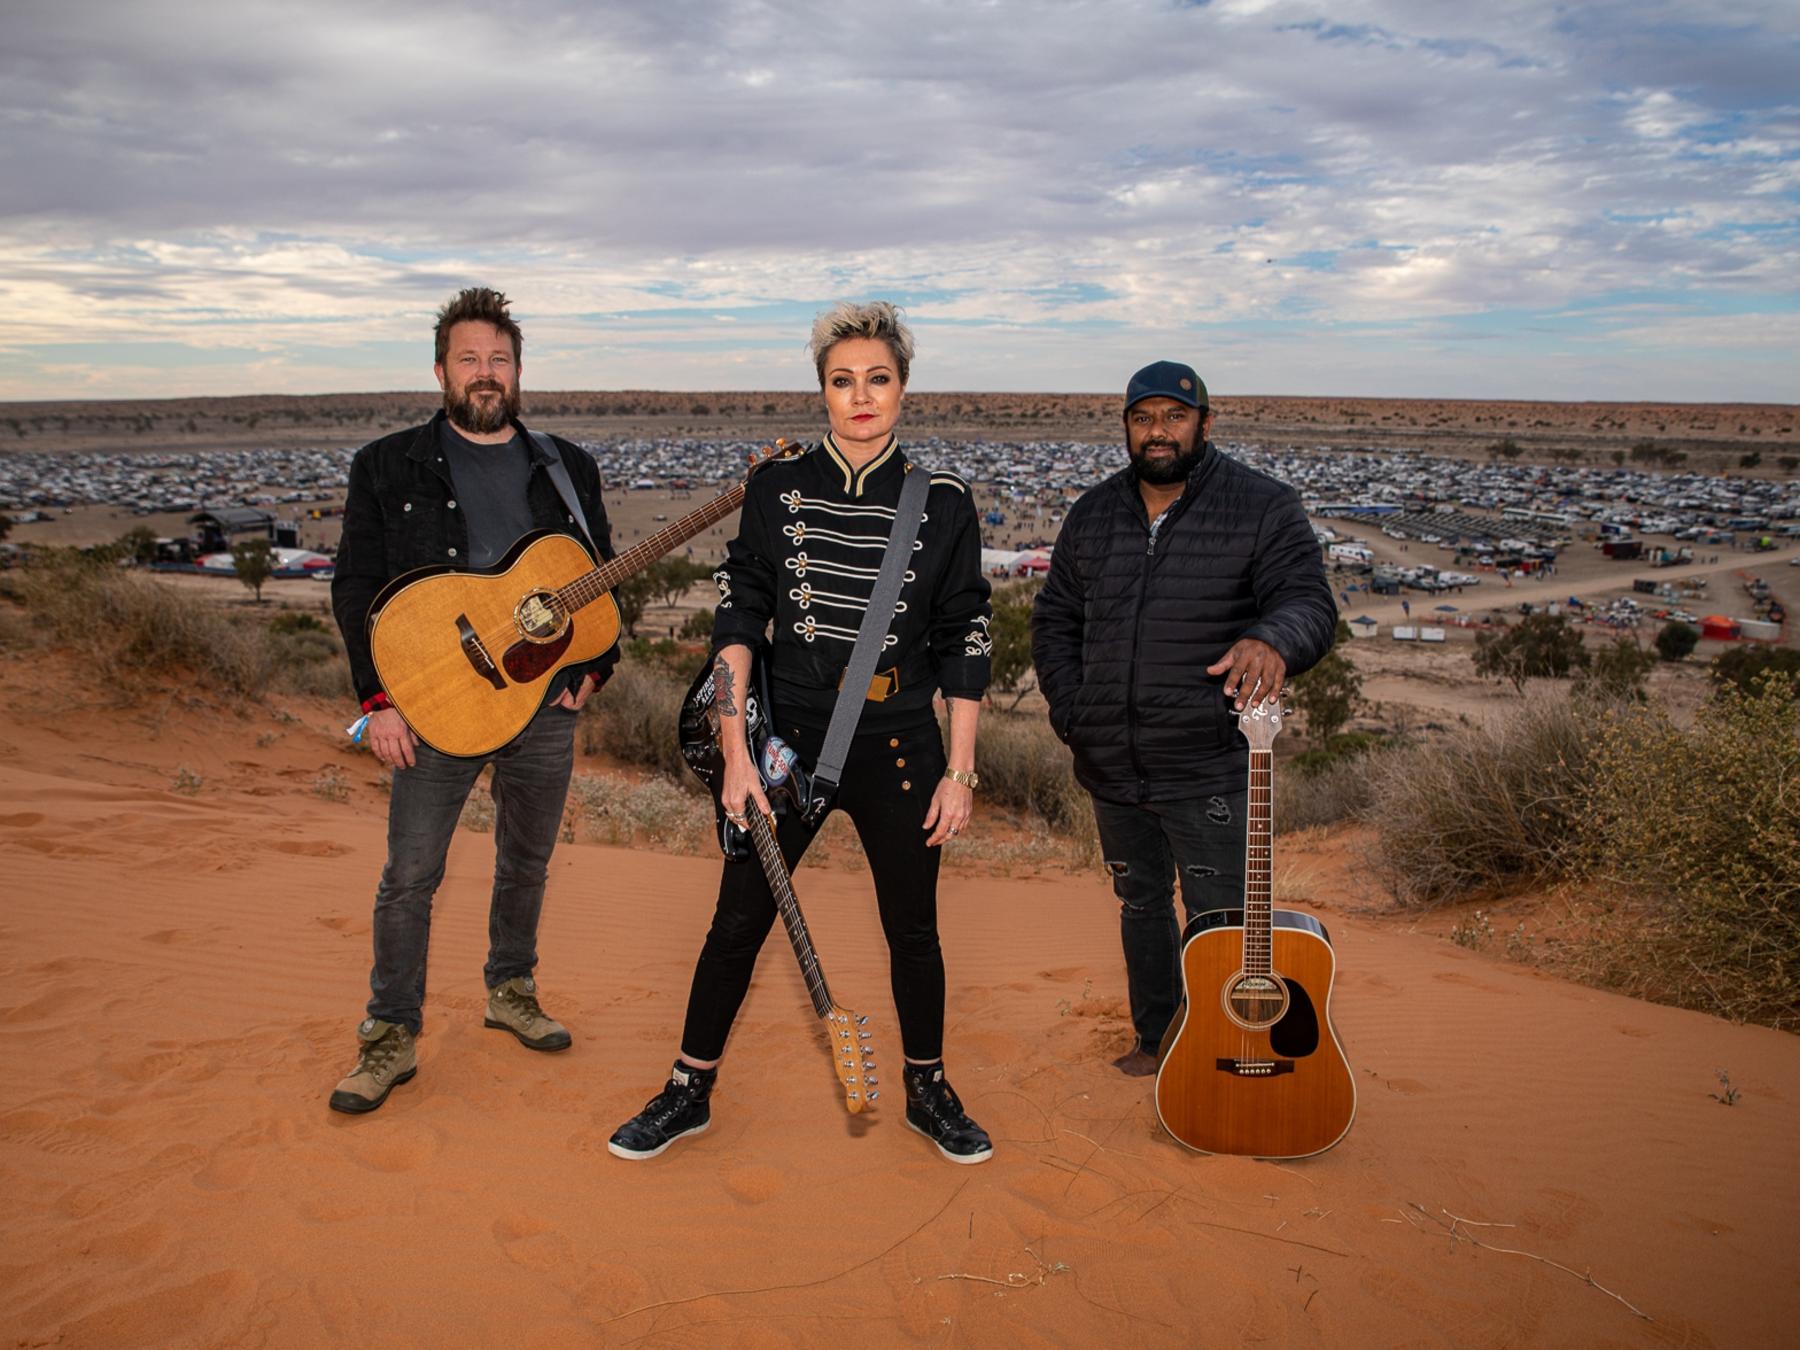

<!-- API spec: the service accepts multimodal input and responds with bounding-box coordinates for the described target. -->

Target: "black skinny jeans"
[680,715,948,1063]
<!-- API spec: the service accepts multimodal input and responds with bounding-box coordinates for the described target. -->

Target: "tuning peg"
[862,1061,876,1071]
[866,1091,879,1103]
[858,1030,871,1039]
[848,1090,860,1101]
[864,1076,878,1086]
[856,1014,869,1026]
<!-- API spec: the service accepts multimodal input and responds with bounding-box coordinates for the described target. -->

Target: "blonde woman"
[609,302,995,1164]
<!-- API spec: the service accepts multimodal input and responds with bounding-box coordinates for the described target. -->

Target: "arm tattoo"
[714,656,738,718]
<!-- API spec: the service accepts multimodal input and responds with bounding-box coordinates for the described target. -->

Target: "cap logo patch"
[1179,378,1192,390]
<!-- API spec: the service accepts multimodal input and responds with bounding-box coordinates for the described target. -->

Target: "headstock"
[825,1003,878,1114]
[1236,699,1286,751]
[744,437,804,479]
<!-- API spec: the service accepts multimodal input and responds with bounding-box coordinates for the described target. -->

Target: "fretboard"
[747,811,834,1018]
[1243,747,1274,975]
[554,482,748,614]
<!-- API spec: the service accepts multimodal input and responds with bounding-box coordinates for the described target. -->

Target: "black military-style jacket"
[710,434,992,733]
[330,411,618,705]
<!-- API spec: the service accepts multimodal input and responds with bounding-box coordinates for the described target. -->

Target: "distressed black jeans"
[366,705,577,1034]
[1089,789,1247,1051]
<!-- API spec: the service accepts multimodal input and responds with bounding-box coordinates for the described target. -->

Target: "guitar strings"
[460,484,748,658]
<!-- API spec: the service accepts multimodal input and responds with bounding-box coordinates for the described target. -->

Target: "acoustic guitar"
[677,651,878,1114]
[367,441,800,757]
[1153,700,1356,1158]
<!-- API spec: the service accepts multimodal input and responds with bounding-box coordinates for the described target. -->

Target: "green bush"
[1655,621,1699,662]
[1711,645,1800,698]
[1569,673,1800,1028]
[580,659,699,783]
[1473,612,1590,690]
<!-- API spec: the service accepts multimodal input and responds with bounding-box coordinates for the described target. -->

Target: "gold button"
[895,757,906,768]
[901,780,911,791]
[889,738,900,748]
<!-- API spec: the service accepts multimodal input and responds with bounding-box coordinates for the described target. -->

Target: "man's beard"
[445,379,521,435]
[1129,437,1203,485]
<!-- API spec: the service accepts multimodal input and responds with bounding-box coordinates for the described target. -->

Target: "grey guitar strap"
[805,463,931,825]
[530,430,601,558]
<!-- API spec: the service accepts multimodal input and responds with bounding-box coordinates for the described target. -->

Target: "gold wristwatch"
[944,768,980,791]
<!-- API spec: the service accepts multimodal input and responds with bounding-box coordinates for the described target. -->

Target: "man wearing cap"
[1029,361,1336,1075]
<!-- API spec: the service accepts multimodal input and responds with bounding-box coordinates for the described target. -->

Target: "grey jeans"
[1089,789,1247,1051]
[366,705,577,1033]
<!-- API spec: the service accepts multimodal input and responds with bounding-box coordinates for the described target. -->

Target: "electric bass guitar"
[677,650,878,1114]
[367,441,801,757]
[1153,700,1356,1158]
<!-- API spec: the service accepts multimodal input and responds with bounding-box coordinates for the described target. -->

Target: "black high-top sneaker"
[903,1061,993,1164]
[607,1060,717,1160]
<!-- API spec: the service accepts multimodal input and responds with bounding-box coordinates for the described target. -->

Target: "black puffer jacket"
[1030,443,1336,803]
[331,412,618,706]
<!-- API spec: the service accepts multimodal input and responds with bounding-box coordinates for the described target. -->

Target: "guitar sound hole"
[515,590,568,642]
[1225,974,1287,1029]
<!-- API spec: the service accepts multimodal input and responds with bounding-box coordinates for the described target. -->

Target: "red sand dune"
[2,657,1797,1347]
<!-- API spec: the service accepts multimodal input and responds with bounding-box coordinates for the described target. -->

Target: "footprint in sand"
[272,840,351,858]
[0,984,96,1023]
[492,1214,576,1274]
[0,812,45,827]
[573,1263,652,1320]
[723,1165,786,1204]
[341,1125,441,1173]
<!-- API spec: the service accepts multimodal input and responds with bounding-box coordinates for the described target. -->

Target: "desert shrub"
[565,773,715,848]
[958,708,1091,835]
[1364,693,1596,907]
[1655,621,1699,662]
[580,660,698,782]
[1473,613,1590,690]
[11,552,275,694]
[679,607,714,639]
[1711,645,1800,699]
[267,624,352,699]
[1582,636,1657,701]
[987,580,1042,710]
[1276,748,1378,833]
[1567,674,1800,1028]
[1290,641,1363,746]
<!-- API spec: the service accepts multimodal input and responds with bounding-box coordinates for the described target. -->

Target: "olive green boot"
[484,976,572,1052]
[328,1018,417,1115]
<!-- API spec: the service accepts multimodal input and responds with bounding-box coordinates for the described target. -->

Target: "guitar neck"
[747,812,835,1018]
[555,481,748,613]
[1244,747,1274,976]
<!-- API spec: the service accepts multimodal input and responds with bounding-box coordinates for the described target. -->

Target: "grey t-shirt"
[438,422,536,569]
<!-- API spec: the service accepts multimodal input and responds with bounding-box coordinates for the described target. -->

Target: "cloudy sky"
[4,0,1796,402]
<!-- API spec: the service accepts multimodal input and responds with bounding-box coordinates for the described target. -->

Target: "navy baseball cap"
[1125,360,1208,412]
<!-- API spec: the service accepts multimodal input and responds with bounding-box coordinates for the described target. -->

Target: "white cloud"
[1,0,1795,400]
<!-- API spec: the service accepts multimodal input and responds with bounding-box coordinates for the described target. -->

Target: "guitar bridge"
[456,614,505,691]
[1216,1058,1295,1077]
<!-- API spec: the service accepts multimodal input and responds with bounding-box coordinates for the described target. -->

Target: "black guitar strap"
[529,429,601,560]
[804,463,931,825]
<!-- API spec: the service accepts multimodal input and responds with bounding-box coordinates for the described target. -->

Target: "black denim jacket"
[330,411,618,705]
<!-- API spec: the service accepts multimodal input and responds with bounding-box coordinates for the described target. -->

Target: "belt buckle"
[839,666,900,703]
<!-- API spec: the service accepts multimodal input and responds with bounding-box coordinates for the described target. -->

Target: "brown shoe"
[484,976,572,1052]
[328,1018,417,1114]
[1112,1039,1160,1078]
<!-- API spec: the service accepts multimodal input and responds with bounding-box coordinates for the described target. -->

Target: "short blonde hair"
[808,301,914,387]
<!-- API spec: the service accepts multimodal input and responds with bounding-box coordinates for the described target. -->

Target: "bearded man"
[1029,361,1336,1076]
[325,287,616,1113]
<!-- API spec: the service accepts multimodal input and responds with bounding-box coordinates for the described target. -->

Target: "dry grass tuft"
[1362,693,1595,908]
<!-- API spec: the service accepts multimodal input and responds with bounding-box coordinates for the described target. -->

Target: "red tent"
[1700,615,1739,640]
